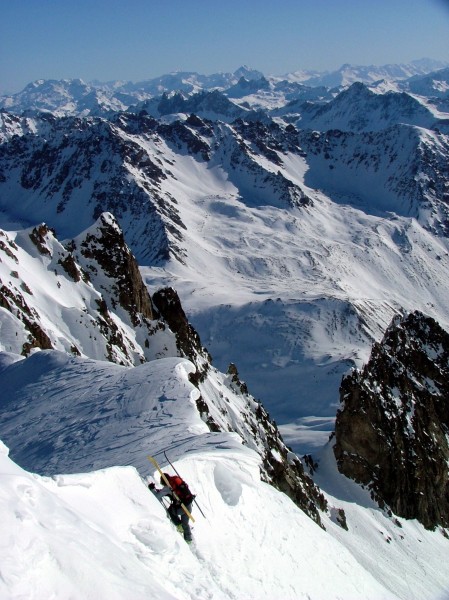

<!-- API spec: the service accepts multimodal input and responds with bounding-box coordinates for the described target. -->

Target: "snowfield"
[1,350,449,600]
[138,149,449,453]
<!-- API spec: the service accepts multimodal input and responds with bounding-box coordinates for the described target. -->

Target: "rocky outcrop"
[0,216,169,364]
[223,362,327,526]
[0,228,54,356]
[73,212,155,325]
[29,224,55,256]
[152,286,210,382]
[254,398,327,527]
[334,311,449,529]
[0,280,53,355]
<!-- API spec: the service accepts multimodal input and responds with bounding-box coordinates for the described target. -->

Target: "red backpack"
[166,474,194,504]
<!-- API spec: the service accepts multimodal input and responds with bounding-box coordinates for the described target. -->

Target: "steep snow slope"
[1,350,449,600]
[0,217,177,365]
[0,352,211,475]
[0,439,399,600]
[298,126,449,229]
[312,442,449,600]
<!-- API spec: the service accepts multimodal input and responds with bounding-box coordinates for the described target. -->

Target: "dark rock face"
[0,281,53,356]
[74,213,155,325]
[156,119,211,161]
[29,224,54,255]
[334,311,449,529]
[0,115,174,264]
[0,227,54,356]
[152,286,210,381]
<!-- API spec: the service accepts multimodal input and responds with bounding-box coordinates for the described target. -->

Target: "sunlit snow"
[2,351,448,599]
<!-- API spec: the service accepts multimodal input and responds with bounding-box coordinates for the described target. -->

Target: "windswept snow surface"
[1,350,449,600]
[0,439,394,600]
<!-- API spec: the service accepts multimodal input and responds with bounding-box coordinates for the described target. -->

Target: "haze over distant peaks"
[1,58,448,117]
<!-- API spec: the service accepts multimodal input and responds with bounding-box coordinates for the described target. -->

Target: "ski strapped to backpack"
[147,455,195,523]
[163,450,206,519]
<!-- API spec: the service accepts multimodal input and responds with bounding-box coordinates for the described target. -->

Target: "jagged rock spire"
[334,311,449,529]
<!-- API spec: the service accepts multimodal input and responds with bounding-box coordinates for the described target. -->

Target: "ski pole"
[164,450,207,519]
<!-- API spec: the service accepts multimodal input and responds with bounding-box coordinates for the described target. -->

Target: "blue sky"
[1,0,448,94]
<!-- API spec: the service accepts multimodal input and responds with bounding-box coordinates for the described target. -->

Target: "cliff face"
[152,286,210,381]
[334,311,449,529]
[72,212,155,324]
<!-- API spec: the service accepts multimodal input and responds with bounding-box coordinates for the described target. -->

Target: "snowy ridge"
[295,82,440,131]
[406,67,449,98]
[2,348,449,599]
[0,439,402,600]
[294,59,448,88]
[0,214,328,525]
[0,217,175,365]
[0,351,225,475]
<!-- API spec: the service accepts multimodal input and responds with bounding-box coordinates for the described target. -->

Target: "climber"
[149,473,195,543]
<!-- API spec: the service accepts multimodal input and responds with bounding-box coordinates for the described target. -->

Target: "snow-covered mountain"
[1,99,449,441]
[1,322,449,598]
[2,60,449,598]
[0,212,326,525]
[294,82,442,132]
[1,59,448,117]
[4,376,448,599]
[406,66,449,98]
[0,78,129,117]
[129,90,257,123]
[289,58,449,88]
[0,67,265,117]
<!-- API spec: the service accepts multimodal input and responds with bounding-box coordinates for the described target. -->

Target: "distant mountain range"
[1,58,448,117]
